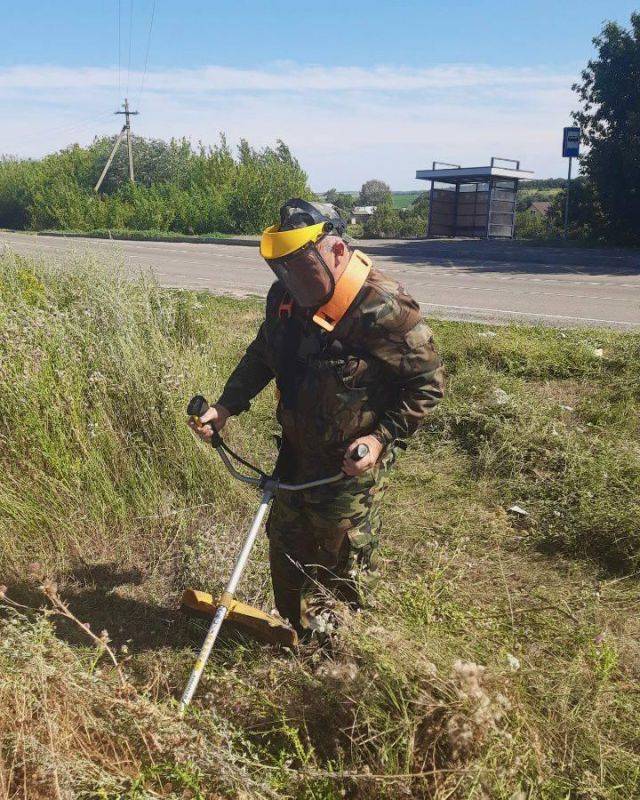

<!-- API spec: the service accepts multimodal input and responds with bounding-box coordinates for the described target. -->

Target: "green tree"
[573,13,640,243]
[548,180,604,240]
[324,188,340,204]
[410,192,430,218]
[358,179,392,206]
[0,135,310,235]
[325,188,354,216]
[362,204,401,238]
[88,135,194,193]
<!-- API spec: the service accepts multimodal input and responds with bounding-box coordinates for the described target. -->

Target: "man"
[192,199,444,636]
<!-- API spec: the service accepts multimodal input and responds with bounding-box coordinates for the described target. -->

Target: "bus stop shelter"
[416,158,533,239]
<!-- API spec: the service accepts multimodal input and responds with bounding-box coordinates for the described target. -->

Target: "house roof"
[352,206,376,215]
[530,201,552,215]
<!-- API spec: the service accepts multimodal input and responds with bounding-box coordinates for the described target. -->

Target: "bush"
[0,135,310,236]
[363,205,427,239]
[515,210,557,240]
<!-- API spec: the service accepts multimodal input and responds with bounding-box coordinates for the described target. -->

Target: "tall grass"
[1,250,639,798]
[0,249,270,575]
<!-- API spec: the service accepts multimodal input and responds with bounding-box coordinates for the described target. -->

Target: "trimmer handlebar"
[187,395,368,491]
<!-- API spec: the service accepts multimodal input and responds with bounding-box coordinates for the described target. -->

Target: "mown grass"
[0,249,639,798]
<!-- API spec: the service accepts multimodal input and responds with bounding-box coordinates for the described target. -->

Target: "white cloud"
[0,62,580,187]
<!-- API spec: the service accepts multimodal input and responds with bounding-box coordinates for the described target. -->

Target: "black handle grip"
[187,395,209,418]
[187,395,223,448]
[351,443,370,462]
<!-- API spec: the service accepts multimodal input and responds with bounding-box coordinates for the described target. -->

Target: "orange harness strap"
[312,250,372,332]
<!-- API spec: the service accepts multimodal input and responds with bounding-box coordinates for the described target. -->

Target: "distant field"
[520,187,563,199]
[333,191,425,209]
[336,189,560,211]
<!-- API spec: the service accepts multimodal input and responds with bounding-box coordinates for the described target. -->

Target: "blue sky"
[1,1,637,188]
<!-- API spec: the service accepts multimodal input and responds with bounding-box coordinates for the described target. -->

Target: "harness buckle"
[279,295,294,320]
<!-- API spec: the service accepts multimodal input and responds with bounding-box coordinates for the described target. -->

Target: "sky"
[1,1,637,189]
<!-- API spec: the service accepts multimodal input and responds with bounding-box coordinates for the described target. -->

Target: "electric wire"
[117,0,122,101]
[126,0,134,98]
[12,112,115,149]
[138,0,157,106]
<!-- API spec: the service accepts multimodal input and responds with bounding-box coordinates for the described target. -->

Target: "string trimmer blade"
[181,588,298,648]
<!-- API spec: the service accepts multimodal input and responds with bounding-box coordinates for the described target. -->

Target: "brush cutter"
[179,394,369,712]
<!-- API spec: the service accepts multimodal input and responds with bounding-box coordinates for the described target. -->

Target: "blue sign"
[563,127,580,158]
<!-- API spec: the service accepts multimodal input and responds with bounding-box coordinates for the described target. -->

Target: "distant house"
[529,201,552,218]
[350,205,376,224]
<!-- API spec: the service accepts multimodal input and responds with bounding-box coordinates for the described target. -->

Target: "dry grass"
[0,249,639,798]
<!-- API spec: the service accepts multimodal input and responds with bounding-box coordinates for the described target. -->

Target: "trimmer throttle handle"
[187,395,223,448]
[187,395,209,417]
[351,443,370,462]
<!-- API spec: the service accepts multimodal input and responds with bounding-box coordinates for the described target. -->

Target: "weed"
[1,251,639,798]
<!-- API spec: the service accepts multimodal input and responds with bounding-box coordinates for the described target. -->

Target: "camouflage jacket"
[217,253,445,480]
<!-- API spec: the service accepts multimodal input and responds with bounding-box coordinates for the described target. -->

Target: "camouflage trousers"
[266,453,394,635]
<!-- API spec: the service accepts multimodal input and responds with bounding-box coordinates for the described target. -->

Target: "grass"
[38,228,235,243]
[0,249,639,798]
[391,192,422,209]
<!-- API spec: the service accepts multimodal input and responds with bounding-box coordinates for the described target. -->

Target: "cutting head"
[181,588,299,648]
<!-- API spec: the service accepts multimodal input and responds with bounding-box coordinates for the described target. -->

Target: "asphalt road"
[2,231,639,329]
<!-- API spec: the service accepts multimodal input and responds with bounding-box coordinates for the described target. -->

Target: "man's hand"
[342,435,384,477]
[188,403,231,442]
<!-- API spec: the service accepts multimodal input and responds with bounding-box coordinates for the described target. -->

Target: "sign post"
[562,126,580,240]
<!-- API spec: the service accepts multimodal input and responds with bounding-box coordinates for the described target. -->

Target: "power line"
[138,0,157,105]
[126,0,135,98]
[117,0,122,100]
[13,112,115,148]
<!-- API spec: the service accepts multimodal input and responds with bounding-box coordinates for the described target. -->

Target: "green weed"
[1,251,639,798]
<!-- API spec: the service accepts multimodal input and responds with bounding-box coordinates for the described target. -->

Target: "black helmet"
[279,198,348,237]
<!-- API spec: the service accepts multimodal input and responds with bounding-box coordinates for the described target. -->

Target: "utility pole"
[94,98,139,192]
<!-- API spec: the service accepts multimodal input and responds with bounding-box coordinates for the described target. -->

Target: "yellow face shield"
[266,239,336,309]
[260,199,351,310]
[259,222,326,260]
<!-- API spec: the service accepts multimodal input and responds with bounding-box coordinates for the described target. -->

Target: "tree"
[410,192,430,218]
[324,188,340,205]
[573,13,640,243]
[324,188,354,216]
[548,180,604,240]
[88,135,194,193]
[358,179,391,206]
[0,135,311,234]
[362,204,401,238]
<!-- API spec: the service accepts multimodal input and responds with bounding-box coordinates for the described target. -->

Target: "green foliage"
[0,135,310,235]
[409,191,430,217]
[515,209,557,240]
[362,203,401,238]
[362,200,427,238]
[547,179,606,240]
[358,178,392,206]
[573,12,640,243]
[524,178,568,190]
[323,188,354,216]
